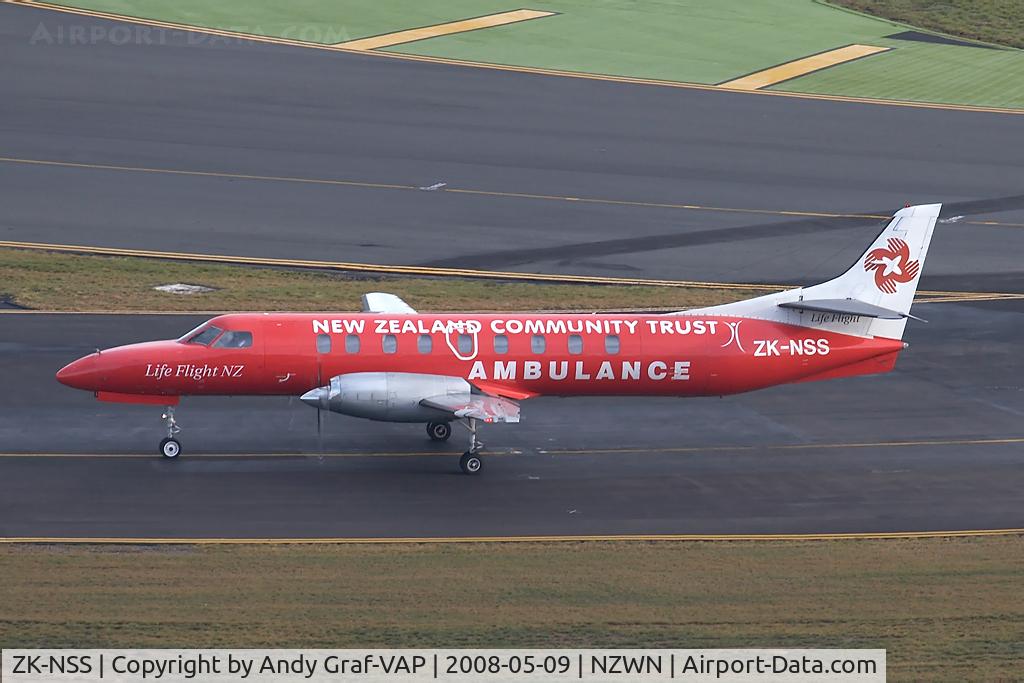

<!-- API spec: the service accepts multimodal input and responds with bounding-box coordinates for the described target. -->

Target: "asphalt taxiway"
[2,1,1024,290]
[1,303,1021,539]
[1,2,1022,540]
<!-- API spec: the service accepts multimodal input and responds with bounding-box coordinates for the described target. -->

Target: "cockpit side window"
[180,325,223,346]
[213,330,253,349]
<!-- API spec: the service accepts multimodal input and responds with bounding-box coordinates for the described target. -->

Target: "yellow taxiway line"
[1,445,1020,544]
[4,155,1023,231]
[921,294,1024,303]
[0,157,1020,301]
[1,435,1021,459]
[546,436,1024,456]
[0,238,778,291]
[2,529,1023,544]
[4,0,1023,116]
[336,10,555,50]
[0,155,892,223]
[721,44,891,90]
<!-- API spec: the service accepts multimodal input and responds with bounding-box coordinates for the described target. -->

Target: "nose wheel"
[159,406,182,459]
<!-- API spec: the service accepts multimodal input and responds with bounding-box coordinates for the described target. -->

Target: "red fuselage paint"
[56,312,904,400]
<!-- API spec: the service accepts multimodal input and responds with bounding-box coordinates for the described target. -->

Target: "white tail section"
[680,203,940,340]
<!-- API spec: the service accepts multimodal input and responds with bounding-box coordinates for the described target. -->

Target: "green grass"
[830,0,1024,49]
[0,248,763,312]
[775,27,1024,108]
[2,538,1024,679]
[51,0,1024,108]
[51,0,896,83]
[392,0,897,86]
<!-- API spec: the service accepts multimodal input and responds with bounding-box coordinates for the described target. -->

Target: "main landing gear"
[159,406,182,459]
[458,417,484,475]
[428,420,482,474]
[426,421,452,442]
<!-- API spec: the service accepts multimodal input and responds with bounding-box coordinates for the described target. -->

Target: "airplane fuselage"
[52,203,939,471]
[57,312,904,401]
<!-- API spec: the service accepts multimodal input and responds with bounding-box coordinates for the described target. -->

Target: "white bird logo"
[876,254,903,276]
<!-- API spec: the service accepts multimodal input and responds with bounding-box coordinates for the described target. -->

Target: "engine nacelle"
[301,372,470,422]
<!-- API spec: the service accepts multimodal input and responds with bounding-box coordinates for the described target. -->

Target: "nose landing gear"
[159,406,182,459]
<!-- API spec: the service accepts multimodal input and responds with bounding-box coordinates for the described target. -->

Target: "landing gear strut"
[159,406,182,459]
[458,417,484,475]
[427,421,452,442]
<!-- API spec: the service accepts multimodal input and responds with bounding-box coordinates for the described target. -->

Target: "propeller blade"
[316,361,324,454]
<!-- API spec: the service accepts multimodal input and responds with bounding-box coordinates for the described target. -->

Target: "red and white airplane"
[57,204,939,473]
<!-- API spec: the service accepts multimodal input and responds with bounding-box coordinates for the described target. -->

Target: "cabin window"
[382,334,398,354]
[531,334,546,354]
[183,325,222,346]
[493,334,509,354]
[605,334,620,354]
[457,333,473,355]
[213,330,253,349]
[315,333,331,354]
[568,334,583,355]
[418,334,432,354]
[345,334,360,354]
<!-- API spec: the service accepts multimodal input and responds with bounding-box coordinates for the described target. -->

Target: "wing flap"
[420,394,521,423]
[470,381,539,401]
[361,292,416,314]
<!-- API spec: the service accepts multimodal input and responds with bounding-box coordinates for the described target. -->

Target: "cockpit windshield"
[213,330,253,348]
[178,324,223,346]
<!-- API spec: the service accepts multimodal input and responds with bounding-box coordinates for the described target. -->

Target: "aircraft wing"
[420,394,521,423]
[361,292,416,314]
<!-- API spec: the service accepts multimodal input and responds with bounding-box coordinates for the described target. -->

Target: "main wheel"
[427,421,452,441]
[159,437,182,459]
[459,451,483,475]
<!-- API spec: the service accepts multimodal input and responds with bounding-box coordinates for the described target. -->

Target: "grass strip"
[829,0,1024,49]
[0,248,763,312]
[1,538,1022,679]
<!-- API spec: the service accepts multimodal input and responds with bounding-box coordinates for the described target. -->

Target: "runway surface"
[2,2,1023,540]
[1,302,1021,538]
[2,1,1024,291]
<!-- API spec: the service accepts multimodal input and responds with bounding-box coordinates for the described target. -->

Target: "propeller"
[315,361,324,457]
[300,361,331,460]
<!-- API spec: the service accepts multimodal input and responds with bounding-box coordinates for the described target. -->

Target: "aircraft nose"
[56,353,99,390]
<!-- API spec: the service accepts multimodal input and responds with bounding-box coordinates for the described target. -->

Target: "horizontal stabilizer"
[778,298,923,321]
[420,394,520,423]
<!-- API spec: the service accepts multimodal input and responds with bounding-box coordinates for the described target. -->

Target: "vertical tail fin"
[797,203,939,339]
[803,203,939,315]
[680,203,941,340]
